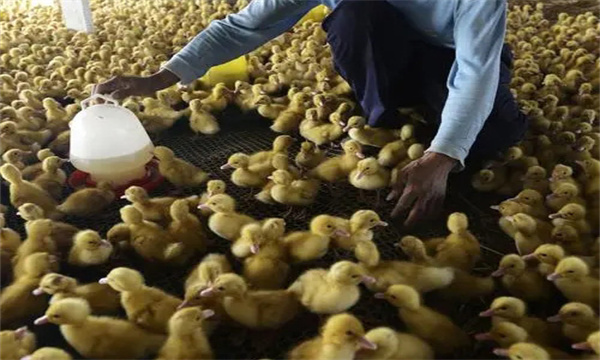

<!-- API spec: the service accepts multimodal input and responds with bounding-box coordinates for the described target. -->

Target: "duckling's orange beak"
[572,341,592,351]
[333,229,350,238]
[355,152,365,159]
[177,300,191,310]
[474,332,492,341]
[100,240,111,248]
[479,309,495,317]
[493,348,509,357]
[547,314,562,322]
[250,243,260,254]
[361,275,376,284]
[548,213,561,219]
[521,253,537,261]
[547,272,561,281]
[98,277,108,284]
[120,195,129,200]
[220,163,233,170]
[357,336,377,350]
[375,221,388,227]
[355,171,365,181]
[31,287,44,296]
[342,124,351,132]
[491,268,505,277]
[197,204,211,211]
[545,193,557,201]
[33,315,49,325]
[200,287,215,297]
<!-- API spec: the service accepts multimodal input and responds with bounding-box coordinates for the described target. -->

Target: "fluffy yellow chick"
[522,244,565,277]
[0,327,36,360]
[56,182,115,217]
[551,225,588,256]
[154,146,209,188]
[577,159,600,196]
[546,183,586,212]
[190,99,220,135]
[472,168,507,192]
[295,141,326,170]
[547,302,599,343]
[390,143,425,185]
[0,252,58,327]
[511,189,548,219]
[288,260,374,314]
[31,156,67,200]
[156,307,214,360]
[168,199,206,253]
[100,267,182,333]
[269,169,320,206]
[284,214,349,262]
[198,194,256,241]
[430,212,481,271]
[271,93,310,133]
[333,210,388,250]
[120,185,176,224]
[34,272,120,314]
[12,219,57,278]
[505,213,544,255]
[0,164,57,217]
[572,331,600,355]
[198,180,227,212]
[67,230,112,266]
[549,203,591,236]
[344,116,400,148]
[0,212,21,278]
[492,254,552,302]
[475,321,532,349]
[349,157,390,192]
[33,298,165,359]
[221,153,268,188]
[231,223,264,259]
[547,257,599,308]
[200,83,232,113]
[200,273,299,329]
[310,140,365,182]
[22,347,73,360]
[376,284,470,355]
[522,165,549,195]
[549,164,579,192]
[288,313,376,360]
[247,135,295,176]
[355,327,434,360]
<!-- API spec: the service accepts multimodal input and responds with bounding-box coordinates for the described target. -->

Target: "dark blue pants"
[322,0,528,164]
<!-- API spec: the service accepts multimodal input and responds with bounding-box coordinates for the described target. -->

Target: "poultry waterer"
[68,94,163,193]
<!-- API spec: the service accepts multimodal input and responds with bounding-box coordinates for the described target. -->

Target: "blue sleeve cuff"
[162,55,207,85]
[427,139,466,171]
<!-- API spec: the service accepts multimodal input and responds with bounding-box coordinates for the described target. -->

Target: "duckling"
[333,210,388,250]
[548,302,599,343]
[200,273,299,329]
[432,212,481,271]
[55,181,115,217]
[475,322,537,350]
[189,99,220,135]
[284,214,349,262]
[154,146,209,188]
[47,131,70,157]
[121,185,175,224]
[255,95,287,120]
[288,260,374,314]
[472,168,508,192]
[491,254,552,302]
[168,199,207,253]
[16,203,78,252]
[356,326,434,360]
[2,148,29,170]
[231,223,264,259]
[549,164,579,192]
[31,156,67,200]
[310,140,365,182]
[288,313,376,360]
[0,213,20,281]
[242,218,289,289]
[100,267,181,333]
[198,194,256,241]
[548,257,599,308]
[577,159,600,196]
[271,92,311,133]
[493,343,551,360]
[12,219,56,278]
[181,254,233,316]
[295,141,325,170]
[551,225,589,256]
[0,252,58,327]
[269,169,320,207]
[546,183,586,212]
[375,284,470,355]
[344,116,400,148]
[549,203,591,235]
[492,200,553,240]
[0,164,57,216]
[0,327,36,360]
[34,272,120,314]
[390,143,425,184]
[349,157,390,196]
[511,189,549,219]
[221,153,268,188]
[522,166,550,195]
[247,135,295,176]
[22,347,73,360]
[572,331,600,355]
[120,205,186,263]
[156,307,214,360]
[479,297,560,346]
[67,230,112,266]
[378,140,408,168]
[300,108,345,146]
[506,213,544,255]
[140,98,187,133]
[33,298,165,359]
[522,244,565,277]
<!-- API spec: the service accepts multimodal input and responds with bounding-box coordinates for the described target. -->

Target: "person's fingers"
[404,199,427,228]
[111,89,129,100]
[391,185,418,219]
[94,76,127,95]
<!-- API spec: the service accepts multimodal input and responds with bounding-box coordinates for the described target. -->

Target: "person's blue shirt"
[164,0,507,165]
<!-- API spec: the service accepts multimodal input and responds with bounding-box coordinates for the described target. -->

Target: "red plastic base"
[67,160,165,197]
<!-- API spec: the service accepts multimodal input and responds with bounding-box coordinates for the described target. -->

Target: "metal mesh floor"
[1,109,533,359]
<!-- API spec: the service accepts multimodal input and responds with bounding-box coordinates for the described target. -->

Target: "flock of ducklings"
[0,0,599,359]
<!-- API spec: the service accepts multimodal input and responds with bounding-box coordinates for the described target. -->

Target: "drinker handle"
[80,93,119,109]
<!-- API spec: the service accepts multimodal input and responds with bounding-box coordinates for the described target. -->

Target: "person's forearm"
[147,69,180,91]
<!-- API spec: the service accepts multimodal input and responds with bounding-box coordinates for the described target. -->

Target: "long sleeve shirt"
[163,0,507,165]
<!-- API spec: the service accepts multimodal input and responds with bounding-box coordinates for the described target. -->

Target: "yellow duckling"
[288,313,377,360]
[198,194,256,241]
[295,141,325,170]
[491,254,552,302]
[310,140,365,182]
[288,260,374,314]
[0,164,57,216]
[551,225,589,256]
[505,213,544,255]
[546,183,586,212]
[511,189,549,219]
[572,331,600,355]
[356,326,434,360]
[522,165,549,195]
[154,146,209,188]
[255,95,287,120]
[31,156,68,200]
[0,327,36,360]
[271,92,311,133]
[549,203,591,236]
[156,307,214,360]
[333,210,387,250]
[375,284,470,356]
[56,182,115,217]
[493,343,550,360]
[42,98,69,135]
[121,185,175,224]
[549,164,579,192]
[471,168,507,192]
[522,244,565,277]
[221,152,268,188]
[343,116,400,148]
[390,143,425,184]
[577,159,600,196]
[24,347,73,360]
[547,302,599,343]
[189,99,220,135]
[349,157,390,195]
[432,212,481,271]
[12,218,57,278]
[0,213,21,281]
[247,135,295,176]
[168,199,206,253]
[199,273,299,329]
[269,169,320,207]
[16,202,78,252]
[33,298,165,359]
[68,230,112,266]
[283,214,350,262]
[300,108,345,146]
[100,267,181,333]
[547,257,599,308]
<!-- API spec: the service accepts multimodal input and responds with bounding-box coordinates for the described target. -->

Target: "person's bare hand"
[387,152,457,227]
[92,69,180,99]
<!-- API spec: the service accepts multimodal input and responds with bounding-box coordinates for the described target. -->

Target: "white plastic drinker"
[69,94,154,186]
